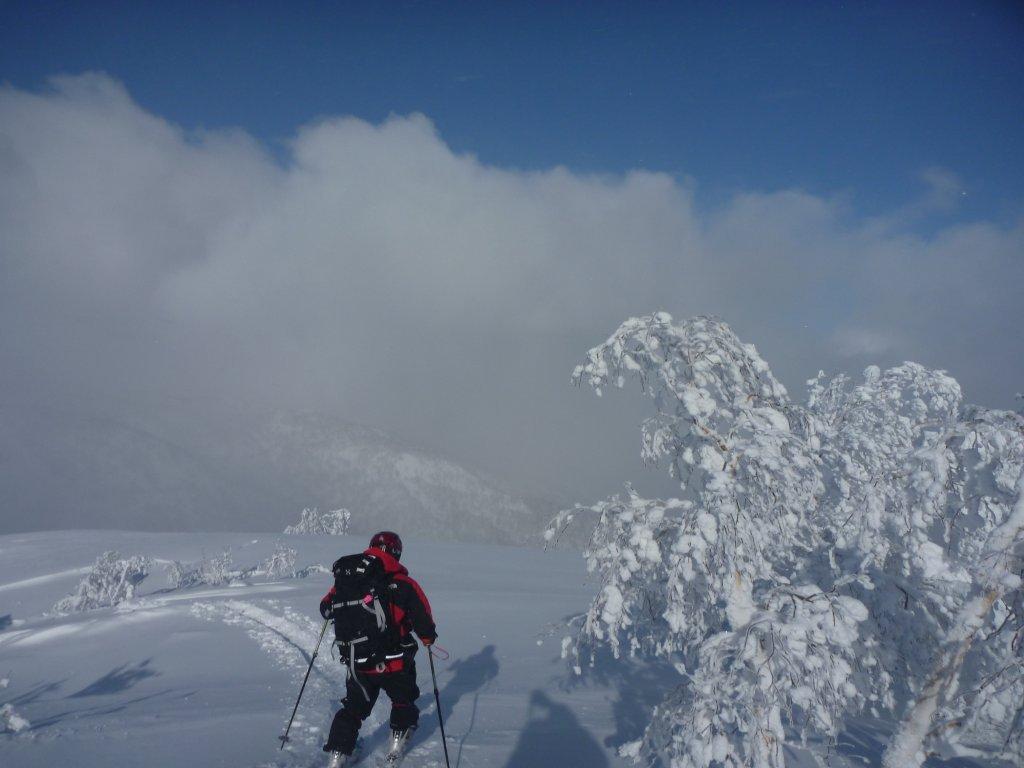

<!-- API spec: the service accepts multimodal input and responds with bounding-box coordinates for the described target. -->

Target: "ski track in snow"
[190,600,448,767]
[0,621,89,648]
[0,607,177,649]
[192,598,400,767]
[0,566,92,593]
[143,583,296,605]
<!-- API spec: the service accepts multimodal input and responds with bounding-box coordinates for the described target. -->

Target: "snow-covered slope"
[234,412,550,544]
[0,407,551,543]
[0,406,268,533]
[0,531,634,768]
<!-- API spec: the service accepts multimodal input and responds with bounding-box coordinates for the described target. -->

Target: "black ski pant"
[325,661,421,754]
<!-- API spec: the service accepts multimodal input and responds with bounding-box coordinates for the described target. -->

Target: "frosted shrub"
[164,560,196,590]
[284,507,351,535]
[558,313,1024,768]
[165,549,237,589]
[260,543,297,579]
[53,551,151,613]
[166,545,301,586]
[0,678,29,734]
[0,704,28,734]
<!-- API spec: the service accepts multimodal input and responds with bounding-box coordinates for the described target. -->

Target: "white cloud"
[0,73,1021,507]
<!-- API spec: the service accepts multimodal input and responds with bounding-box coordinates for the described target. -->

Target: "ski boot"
[326,751,352,768]
[382,726,414,765]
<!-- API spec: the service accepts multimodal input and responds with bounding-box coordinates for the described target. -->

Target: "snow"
[1,623,88,648]
[0,678,29,734]
[0,527,1011,767]
[0,567,93,594]
[0,531,634,767]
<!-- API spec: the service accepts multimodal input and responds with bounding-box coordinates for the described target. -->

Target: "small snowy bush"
[53,551,151,613]
[0,677,30,734]
[558,313,1024,768]
[166,545,304,586]
[284,507,351,535]
[165,549,237,589]
[0,704,28,734]
[259,543,297,579]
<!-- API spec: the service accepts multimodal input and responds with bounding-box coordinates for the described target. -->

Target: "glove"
[421,636,435,647]
[319,601,332,620]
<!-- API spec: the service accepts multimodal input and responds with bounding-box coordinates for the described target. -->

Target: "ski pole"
[428,647,452,768]
[279,618,330,750]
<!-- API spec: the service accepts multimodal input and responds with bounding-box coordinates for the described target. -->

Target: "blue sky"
[3,1,1022,220]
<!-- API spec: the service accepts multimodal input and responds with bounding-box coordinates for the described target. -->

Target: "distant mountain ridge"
[0,405,552,544]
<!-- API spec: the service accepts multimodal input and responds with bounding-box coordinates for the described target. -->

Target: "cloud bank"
[1,73,1021,509]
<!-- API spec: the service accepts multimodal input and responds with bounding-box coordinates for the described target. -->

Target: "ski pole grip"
[429,644,450,661]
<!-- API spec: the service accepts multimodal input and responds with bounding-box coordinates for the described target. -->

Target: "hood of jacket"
[365,546,408,577]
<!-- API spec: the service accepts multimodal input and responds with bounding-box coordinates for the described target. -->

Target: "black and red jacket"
[320,547,436,674]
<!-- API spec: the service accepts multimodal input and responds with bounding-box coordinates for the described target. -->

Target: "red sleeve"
[321,585,336,604]
[394,574,432,618]
[393,574,436,640]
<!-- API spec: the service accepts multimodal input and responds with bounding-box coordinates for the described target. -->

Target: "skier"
[320,531,437,767]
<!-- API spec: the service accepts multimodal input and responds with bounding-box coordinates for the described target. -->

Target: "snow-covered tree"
[259,542,297,579]
[558,313,1024,767]
[165,549,236,589]
[53,551,151,613]
[0,677,30,735]
[284,507,352,535]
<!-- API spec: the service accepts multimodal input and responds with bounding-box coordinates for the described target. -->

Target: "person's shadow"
[504,689,609,768]
[426,644,499,734]
[425,644,499,766]
[362,644,500,760]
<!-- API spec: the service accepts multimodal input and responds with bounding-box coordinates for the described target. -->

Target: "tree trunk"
[883,474,1024,768]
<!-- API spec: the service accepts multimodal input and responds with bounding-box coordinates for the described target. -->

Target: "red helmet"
[369,531,403,560]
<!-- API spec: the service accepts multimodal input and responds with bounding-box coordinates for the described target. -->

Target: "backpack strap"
[360,596,388,632]
[344,636,371,701]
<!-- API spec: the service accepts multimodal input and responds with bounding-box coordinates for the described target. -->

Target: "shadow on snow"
[560,649,680,763]
[504,689,609,768]
[1,660,186,734]
[829,719,992,768]
[358,644,500,761]
[69,658,160,698]
[28,689,187,732]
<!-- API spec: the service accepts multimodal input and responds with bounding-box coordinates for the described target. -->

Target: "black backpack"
[330,552,397,667]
